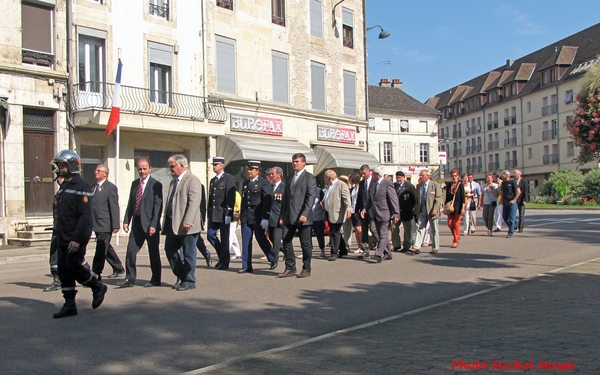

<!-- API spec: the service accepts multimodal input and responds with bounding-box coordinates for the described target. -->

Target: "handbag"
[469,200,476,211]
[443,190,457,215]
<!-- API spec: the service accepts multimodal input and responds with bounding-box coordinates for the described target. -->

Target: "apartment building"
[0,0,370,237]
[368,79,440,185]
[426,22,600,193]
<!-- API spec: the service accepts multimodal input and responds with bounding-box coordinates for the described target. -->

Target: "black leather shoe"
[327,255,337,261]
[92,283,108,309]
[238,268,253,274]
[215,261,222,268]
[53,304,77,319]
[269,261,278,270]
[175,284,196,291]
[107,270,125,279]
[143,282,161,287]
[372,255,383,263]
[383,254,393,261]
[399,248,408,253]
[171,279,182,289]
[117,279,135,288]
[205,252,212,267]
[217,264,229,270]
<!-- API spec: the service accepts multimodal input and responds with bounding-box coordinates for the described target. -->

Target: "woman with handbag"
[444,169,466,248]
[462,173,475,235]
[479,173,499,236]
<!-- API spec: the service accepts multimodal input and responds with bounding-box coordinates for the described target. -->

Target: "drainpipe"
[66,0,74,150]
[555,85,560,169]
[519,96,525,175]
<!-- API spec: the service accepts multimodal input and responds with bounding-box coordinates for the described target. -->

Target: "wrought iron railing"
[149,3,169,19]
[543,154,559,165]
[71,82,228,123]
[272,15,285,26]
[217,0,233,10]
[22,49,54,67]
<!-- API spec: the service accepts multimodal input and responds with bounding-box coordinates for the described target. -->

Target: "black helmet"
[51,150,81,177]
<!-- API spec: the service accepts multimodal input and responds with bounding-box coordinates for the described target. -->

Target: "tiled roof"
[427,22,600,112]
[369,85,439,115]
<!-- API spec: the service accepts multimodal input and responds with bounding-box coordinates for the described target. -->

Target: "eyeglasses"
[168,164,177,169]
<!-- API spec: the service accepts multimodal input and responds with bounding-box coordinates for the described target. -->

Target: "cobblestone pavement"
[189,258,600,375]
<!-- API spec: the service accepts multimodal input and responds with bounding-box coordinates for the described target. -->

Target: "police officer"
[238,161,275,273]
[51,150,108,318]
[206,157,237,270]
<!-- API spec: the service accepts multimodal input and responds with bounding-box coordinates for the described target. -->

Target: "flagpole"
[115,48,122,246]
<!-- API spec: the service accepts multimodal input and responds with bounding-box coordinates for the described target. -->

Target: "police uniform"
[240,161,274,272]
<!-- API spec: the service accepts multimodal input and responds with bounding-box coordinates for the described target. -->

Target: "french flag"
[106,59,123,136]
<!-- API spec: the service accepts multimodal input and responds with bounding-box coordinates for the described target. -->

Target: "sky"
[365,0,600,103]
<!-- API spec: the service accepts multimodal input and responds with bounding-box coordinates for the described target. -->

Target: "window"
[527,101,531,113]
[542,71,549,85]
[77,27,106,93]
[21,2,54,67]
[565,90,574,104]
[528,148,532,159]
[382,142,392,163]
[527,125,531,136]
[343,70,356,116]
[511,83,517,95]
[216,36,236,95]
[368,118,375,130]
[342,7,353,48]
[149,0,169,20]
[551,68,557,82]
[376,119,390,132]
[272,0,285,26]
[567,141,574,156]
[310,0,323,38]
[310,61,325,110]
[419,143,429,163]
[217,0,233,10]
[272,51,289,104]
[148,41,173,104]
[466,139,471,154]
[80,145,104,185]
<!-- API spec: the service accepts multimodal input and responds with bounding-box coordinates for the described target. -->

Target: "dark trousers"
[195,235,211,260]
[241,222,275,269]
[49,232,58,276]
[312,220,326,250]
[370,219,392,258]
[125,216,161,283]
[92,231,124,278]
[268,225,284,260]
[207,221,230,267]
[503,202,518,235]
[164,219,199,286]
[282,224,312,271]
[360,214,376,251]
[517,204,526,231]
[57,240,94,300]
[328,222,343,256]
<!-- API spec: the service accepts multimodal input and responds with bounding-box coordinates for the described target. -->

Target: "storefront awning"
[313,145,380,174]
[217,135,318,165]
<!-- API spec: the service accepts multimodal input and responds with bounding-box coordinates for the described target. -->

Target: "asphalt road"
[0,210,598,374]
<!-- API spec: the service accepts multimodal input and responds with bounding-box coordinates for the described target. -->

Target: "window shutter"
[311,61,325,110]
[148,41,173,66]
[216,36,236,94]
[22,3,52,53]
[272,51,289,104]
[343,70,356,116]
[310,0,323,38]
[342,7,353,27]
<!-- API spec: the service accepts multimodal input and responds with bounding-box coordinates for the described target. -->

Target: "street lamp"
[364,24,391,122]
[367,25,391,40]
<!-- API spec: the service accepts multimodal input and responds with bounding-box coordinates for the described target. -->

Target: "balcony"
[22,49,55,67]
[505,159,518,168]
[452,131,462,139]
[473,164,482,173]
[504,118,510,126]
[541,103,558,116]
[487,120,499,130]
[453,148,462,157]
[469,126,477,134]
[71,81,228,122]
[511,115,517,124]
[487,141,500,150]
[488,162,500,171]
[542,129,558,141]
[543,153,559,165]
[472,144,482,153]
[149,3,169,19]
[504,138,517,147]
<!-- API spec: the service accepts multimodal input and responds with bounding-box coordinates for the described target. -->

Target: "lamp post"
[364,24,391,122]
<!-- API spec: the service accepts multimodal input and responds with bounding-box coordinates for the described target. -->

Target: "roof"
[369,85,439,116]
[427,22,600,112]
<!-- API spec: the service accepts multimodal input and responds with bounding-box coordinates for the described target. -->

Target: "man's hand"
[68,241,80,253]
[510,200,516,205]
[112,228,119,234]
[149,227,156,236]
[299,215,308,223]
[260,219,269,229]
[183,223,192,231]
[345,210,352,219]
[360,209,366,219]
[123,223,129,233]
[279,219,283,226]
[394,216,400,223]
[432,209,438,216]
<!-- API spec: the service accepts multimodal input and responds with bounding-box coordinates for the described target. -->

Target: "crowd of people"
[46,149,528,318]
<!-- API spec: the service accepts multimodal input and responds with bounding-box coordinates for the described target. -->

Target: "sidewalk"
[187,258,600,375]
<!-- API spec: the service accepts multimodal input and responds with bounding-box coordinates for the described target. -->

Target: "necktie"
[94,183,100,193]
[421,184,427,201]
[291,173,299,187]
[166,178,179,218]
[135,179,144,215]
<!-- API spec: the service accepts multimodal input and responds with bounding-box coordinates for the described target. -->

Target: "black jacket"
[53,174,93,246]
[445,182,465,213]
[395,181,417,221]
[240,177,273,225]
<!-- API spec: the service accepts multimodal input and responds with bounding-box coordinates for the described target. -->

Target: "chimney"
[506,59,514,68]
[391,78,403,90]
[379,78,391,87]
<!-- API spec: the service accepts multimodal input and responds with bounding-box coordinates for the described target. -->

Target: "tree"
[566,60,600,164]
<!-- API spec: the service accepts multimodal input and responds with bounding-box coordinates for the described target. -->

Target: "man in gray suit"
[411,169,442,254]
[361,166,400,262]
[323,169,352,261]
[91,165,124,280]
[279,153,316,278]
[162,155,202,291]
[119,158,163,288]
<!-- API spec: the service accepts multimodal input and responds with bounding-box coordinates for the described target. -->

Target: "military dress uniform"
[240,167,274,272]
[207,164,237,270]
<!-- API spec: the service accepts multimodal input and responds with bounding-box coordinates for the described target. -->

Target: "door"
[24,132,55,215]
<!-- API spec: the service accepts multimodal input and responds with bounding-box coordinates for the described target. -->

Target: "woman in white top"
[462,173,474,235]
[479,173,499,236]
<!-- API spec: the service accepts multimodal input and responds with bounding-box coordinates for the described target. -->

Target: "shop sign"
[230,113,283,136]
[317,125,356,144]
[401,166,431,174]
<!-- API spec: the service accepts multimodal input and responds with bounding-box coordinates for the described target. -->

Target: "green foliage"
[583,168,600,200]
[542,169,585,200]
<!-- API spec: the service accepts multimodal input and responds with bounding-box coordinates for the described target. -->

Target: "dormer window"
[542,71,549,85]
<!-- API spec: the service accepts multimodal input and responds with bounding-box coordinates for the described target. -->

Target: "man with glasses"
[91,165,125,280]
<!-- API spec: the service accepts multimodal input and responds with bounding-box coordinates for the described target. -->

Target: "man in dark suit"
[267,166,285,267]
[91,164,124,280]
[391,171,416,252]
[118,158,163,288]
[354,164,374,258]
[239,160,275,273]
[162,154,202,291]
[514,169,528,233]
[195,184,212,266]
[361,166,400,262]
[207,156,237,270]
[279,153,316,278]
